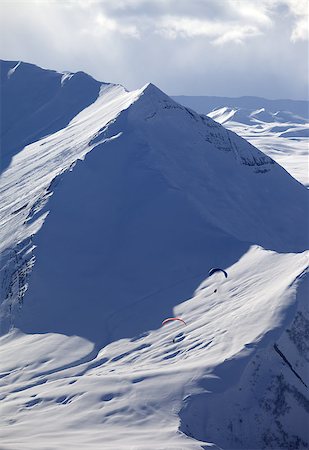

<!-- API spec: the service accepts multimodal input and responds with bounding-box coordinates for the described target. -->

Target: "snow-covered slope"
[173,95,309,187]
[1,249,308,450]
[0,62,308,449]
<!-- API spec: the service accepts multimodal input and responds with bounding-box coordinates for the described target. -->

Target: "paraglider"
[162,317,186,343]
[208,268,228,293]
[162,317,186,326]
[208,268,228,278]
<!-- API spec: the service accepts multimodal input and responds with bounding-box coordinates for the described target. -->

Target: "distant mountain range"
[172,95,309,120]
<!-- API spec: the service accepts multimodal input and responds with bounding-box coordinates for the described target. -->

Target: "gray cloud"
[0,0,307,99]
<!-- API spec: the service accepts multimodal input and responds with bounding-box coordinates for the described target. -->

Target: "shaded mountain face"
[173,95,309,186]
[0,61,308,450]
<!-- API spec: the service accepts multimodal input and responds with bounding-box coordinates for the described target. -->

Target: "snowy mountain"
[173,95,309,187]
[0,61,308,450]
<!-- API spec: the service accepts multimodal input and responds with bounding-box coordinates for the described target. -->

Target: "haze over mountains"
[0,60,308,450]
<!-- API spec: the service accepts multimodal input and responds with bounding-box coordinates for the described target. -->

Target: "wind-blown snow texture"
[0,60,308,450]
[173,95,309,187]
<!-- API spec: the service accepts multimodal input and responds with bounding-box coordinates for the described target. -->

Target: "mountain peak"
[139,81,177,104]
[141,82,164,94]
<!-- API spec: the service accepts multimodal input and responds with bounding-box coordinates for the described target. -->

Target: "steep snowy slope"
[0,63,308,449]
[173,95,309,187]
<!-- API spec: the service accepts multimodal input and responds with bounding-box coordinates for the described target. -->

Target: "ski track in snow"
[0,62,308,449]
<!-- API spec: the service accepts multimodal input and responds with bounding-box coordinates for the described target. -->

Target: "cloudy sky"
[0,0,308,99]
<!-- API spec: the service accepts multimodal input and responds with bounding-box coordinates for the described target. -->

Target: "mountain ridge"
[0,59,103,173]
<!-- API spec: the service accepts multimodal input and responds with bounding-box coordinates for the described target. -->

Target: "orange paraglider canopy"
[162,317,186,326]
